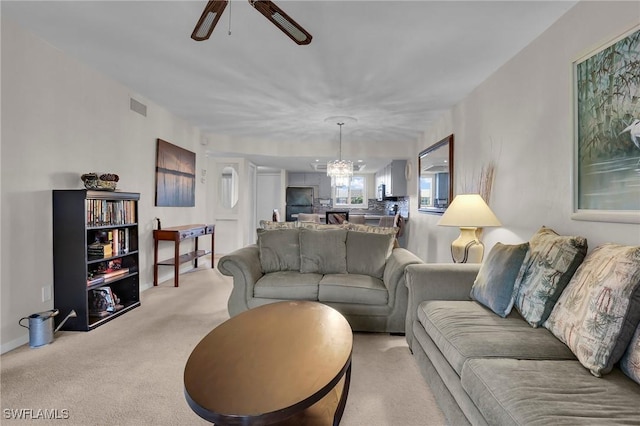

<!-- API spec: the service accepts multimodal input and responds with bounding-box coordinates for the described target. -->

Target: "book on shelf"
[85,199,136,227]
[87,228,131,259]
[90,258,130,283]
[87,276,105,287]
[88,242,112,259]
[111,228,130,255]
[96,268,129,282]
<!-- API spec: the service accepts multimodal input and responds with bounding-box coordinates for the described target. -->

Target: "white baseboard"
[1,334,29,355]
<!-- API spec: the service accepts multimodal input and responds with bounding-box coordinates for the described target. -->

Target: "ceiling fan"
[191,0,312,45]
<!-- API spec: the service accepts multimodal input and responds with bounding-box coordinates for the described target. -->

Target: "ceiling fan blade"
[248,0,312,45]
[191,0,228,41]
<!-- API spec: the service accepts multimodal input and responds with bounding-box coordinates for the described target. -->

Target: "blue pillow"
[470,242,529,317]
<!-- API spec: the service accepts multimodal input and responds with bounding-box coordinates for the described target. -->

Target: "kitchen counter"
[290,213,407,222]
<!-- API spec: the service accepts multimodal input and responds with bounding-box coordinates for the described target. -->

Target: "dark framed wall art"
[573,25,640,224]
[155,138,196,207]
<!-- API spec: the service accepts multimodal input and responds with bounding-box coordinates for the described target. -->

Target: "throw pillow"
[347,223,397,235]
[257,228,301,273]
[470,242,529,317]
[620,325,640,385]
[299,228,348,274]
[544,244,640,377]
[347,223,400,248]
[298,222,349,230]
[259,220,298,230]
[514,226,587,327]
[346,230,396,279]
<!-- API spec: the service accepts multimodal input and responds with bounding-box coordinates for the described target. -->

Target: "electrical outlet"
[42,286,52,302]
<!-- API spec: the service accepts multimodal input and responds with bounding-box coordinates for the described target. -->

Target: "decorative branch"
[478,160,496,204]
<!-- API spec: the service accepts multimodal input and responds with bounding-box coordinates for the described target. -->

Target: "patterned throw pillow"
[256,228,301,273]
[620,325,640,385]
[470,242,529,318]
[259,220,298,230]
[544,244,640,377]
[298,222,349,230]
[514,226,587,327]
[347,223,397,235]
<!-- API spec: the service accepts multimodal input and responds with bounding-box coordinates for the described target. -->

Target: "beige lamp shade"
[438,194,501,227]
[438,194,501,263]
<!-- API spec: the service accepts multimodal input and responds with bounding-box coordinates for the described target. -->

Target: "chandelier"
[327,122,353,187]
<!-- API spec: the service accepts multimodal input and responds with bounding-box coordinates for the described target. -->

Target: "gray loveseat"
[218,223,423,333]
[405,227,640,425]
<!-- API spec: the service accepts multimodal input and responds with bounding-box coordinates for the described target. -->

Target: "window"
[333,176,367,208]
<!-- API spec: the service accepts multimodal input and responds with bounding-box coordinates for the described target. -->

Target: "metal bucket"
[19,309,59,348]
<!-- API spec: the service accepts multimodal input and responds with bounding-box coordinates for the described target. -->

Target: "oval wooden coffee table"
[184,301,353,425]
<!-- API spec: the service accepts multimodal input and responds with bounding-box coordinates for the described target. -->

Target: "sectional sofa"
[405,227,640,425]
[218,221,423,333]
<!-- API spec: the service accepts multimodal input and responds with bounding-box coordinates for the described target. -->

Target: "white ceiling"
[2,0,577,172]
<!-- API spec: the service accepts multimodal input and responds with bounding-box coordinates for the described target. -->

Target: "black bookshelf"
[53,189,141,331]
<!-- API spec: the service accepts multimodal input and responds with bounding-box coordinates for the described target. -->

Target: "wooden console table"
[153,224,215,287]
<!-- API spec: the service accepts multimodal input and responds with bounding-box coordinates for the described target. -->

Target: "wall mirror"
[418,134,454,214]
[220,166,238,209]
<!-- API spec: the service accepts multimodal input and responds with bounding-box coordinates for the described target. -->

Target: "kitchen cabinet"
[375,160,407,197]
[287,172,332,199]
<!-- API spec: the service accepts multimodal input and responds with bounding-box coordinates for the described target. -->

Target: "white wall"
[408,1,640,261]
[1,20,210,352]
[257,171,284,224]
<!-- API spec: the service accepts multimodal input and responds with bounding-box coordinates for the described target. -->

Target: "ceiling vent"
[311,163,327,172]
[130,97,147,117]
[310,163,365,172]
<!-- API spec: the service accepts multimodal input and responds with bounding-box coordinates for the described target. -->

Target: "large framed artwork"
[573,25,640,224]
[155,139,196,207]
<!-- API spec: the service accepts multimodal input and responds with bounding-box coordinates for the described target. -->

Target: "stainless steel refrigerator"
[285,187,314,222]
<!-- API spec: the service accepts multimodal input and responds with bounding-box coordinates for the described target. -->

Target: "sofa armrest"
[384,248,424,295]
[404,263,480,349]
[382,248,424,331]
[217,244,263,317]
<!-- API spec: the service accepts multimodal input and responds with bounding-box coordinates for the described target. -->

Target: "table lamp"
[437,194,501,263]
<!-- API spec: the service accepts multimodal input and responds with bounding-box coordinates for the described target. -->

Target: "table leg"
[174,238,180,287]
[333,362,352,426]
[211,231,215,268]
[153,237,159,286]
[194,236,199,269]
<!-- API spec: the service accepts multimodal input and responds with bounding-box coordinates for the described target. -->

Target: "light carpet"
[1,264,445,425]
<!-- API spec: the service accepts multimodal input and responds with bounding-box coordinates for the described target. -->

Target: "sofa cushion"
[470,242,529,317]
[318,274,388,305]
[461,358,640,426]
[254,271,322,300]
[346,230,395,279]
[256,228,301,272]
[514,226,587,327]
[417,300,575,375]
[544,244,640,377]
[620,324,640,385]
[299,228,348,274]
